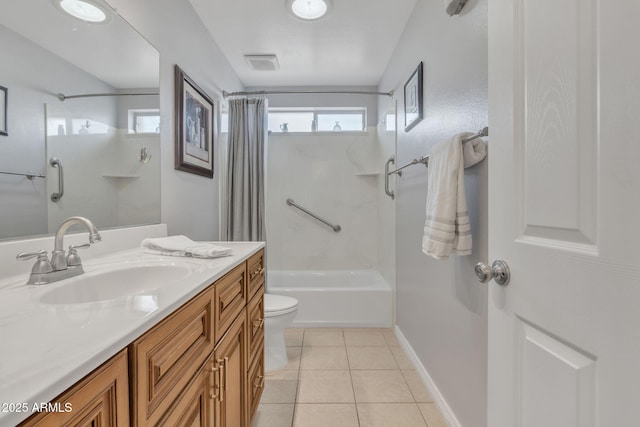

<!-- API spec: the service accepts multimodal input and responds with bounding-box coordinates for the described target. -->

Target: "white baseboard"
[394,325,462,427]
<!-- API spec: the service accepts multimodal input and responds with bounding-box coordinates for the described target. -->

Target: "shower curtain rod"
[57,92,159,101]
[223,89,394,98]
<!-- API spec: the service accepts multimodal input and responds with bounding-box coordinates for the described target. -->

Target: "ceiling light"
[289,0,331,21]
[56,0,109,23]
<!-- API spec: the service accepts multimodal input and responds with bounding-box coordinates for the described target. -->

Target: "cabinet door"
[214,308,247,427]
[130,287,215,426]
[157,355,216,427]
[20,349,129,427]
[247,350,264,422]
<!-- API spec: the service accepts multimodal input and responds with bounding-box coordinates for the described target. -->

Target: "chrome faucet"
[51,216,101,271]
[17,216,101,285]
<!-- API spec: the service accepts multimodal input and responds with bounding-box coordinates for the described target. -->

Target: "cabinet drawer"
[247,350,264,422]
[156,354,215,427]
[215,263,247,343]
[130,287,215,426]
[247,287,264,364]
[20,349,129,427]
[246,249,264,300]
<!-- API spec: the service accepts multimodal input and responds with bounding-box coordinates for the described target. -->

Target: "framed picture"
[174,65,214,178]
[0,86,7,136]
[404,62,423,132]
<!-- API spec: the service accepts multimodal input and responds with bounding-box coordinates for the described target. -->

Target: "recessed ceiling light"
[55,0,109,23]
[288,0,332,21]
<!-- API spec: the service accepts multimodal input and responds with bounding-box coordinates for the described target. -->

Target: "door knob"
[475,260,510,286]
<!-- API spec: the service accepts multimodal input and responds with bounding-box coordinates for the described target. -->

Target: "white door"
[488,0,640,426]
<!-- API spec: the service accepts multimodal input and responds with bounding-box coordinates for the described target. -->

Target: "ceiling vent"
[244,55,280,71]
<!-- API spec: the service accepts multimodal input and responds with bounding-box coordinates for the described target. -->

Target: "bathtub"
[267,270,392,328]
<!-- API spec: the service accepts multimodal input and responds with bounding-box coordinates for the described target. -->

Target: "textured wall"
[378,0,489,425]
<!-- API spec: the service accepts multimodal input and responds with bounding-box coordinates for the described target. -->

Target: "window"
[268,108,366,133]
[128,109,160,134]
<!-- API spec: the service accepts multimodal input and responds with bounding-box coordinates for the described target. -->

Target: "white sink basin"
[40,263,194,304]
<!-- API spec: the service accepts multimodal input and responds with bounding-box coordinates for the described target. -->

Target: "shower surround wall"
[265,129,380,271]
[378,0,489,426]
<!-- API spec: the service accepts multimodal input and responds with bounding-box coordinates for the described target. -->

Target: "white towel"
[422,134,473,260]
[462,135,487,168]
[141,235,232,259]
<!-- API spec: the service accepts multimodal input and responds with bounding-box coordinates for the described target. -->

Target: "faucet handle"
[16,250,53,274]
[17,250,48,261]
[69,243,91,251]
[66,243,90,267]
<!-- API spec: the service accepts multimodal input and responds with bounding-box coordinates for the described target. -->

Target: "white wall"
[266,129,379,271]
[378,0,488,426]
[105,0,244,240]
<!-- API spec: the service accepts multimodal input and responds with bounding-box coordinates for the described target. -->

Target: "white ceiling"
[188,0,417,88]
[0,0,158,89]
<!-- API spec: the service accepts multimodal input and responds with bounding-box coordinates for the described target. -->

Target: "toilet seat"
[264,293,298,318]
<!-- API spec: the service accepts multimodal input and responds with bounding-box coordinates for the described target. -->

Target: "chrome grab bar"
[286,198,341,233]
[384,156,395,199]
[49,157,64,202]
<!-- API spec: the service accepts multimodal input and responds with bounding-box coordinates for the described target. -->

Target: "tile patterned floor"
[251,328,449,427]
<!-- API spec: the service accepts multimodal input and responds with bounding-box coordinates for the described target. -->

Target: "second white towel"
[422,133,473,260]
[141,235,232,258]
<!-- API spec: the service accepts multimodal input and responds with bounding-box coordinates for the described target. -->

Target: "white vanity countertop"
[0,241,264,427]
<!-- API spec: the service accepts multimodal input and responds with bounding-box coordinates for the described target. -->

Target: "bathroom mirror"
[0,0,160,241]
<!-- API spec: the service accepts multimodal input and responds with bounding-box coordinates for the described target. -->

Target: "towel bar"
[387,127,488,176]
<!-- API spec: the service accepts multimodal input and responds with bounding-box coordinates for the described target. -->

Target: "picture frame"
[174,65,214,178]
[0,86,7,136]
[404,62,423,132]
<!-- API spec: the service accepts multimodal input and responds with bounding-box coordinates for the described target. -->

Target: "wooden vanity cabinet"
[246,250,265,420]
[246,250,265,299]
[20,349,129,427]
[156,354,216,427]
[214,264,247,343]
[214,309,247,427]
[129,287,215,426]
[18,248,266,427]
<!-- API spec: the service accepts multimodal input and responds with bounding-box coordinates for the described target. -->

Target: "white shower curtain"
[224,97,268,241]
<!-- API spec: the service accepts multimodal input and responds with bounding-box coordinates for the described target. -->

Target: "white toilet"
[264,293,298,373]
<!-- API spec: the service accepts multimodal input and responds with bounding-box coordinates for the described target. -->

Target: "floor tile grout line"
[341,328,363,426]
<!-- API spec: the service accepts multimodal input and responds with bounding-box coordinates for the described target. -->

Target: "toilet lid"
[264,293,298,317]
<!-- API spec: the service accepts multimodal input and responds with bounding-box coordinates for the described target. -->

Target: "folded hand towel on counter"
[141,235,232,259]
[462,134,487,168]
[422,133,473,260]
